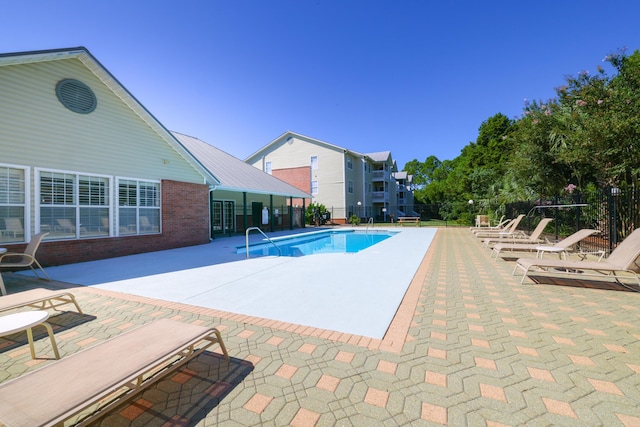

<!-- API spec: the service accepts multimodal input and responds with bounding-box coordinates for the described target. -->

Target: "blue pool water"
[238,230,397,257]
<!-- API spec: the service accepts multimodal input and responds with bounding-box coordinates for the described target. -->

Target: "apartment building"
[246,131,413,223]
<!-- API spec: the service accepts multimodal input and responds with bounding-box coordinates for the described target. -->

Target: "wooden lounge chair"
[473,214,525,238]
[491,228,600,260]
[0,288,83,314]
[0,233,50,289]
[0,318,229,427]
[482,218,553,248]
[513,228,640,285]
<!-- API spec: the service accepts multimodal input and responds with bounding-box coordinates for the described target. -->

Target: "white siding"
[0,58,203,183]
[250,136,346,211]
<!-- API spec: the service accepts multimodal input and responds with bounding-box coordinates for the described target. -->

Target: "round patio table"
[0,310,60,359]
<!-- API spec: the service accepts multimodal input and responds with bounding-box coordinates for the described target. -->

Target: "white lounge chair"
[513,228,640,285]
[0,318,229,427]
[491,228,600,260]
[482,218,553,248]
[474,214,525,238]
[0,288,83,314]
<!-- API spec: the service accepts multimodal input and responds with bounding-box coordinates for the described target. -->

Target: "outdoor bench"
[397,217,420,226]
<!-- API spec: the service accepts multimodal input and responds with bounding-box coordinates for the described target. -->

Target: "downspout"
[243,192,248,232]
[270,194,274,233]
[289,196,298,230]
[342,150,347,220]
[362,157,366,219]
[208,185,216,240]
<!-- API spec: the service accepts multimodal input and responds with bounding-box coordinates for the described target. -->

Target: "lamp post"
[357,201,362,220]
[468,199,474,226]
[382,207,387,222]
[611,187,620,249]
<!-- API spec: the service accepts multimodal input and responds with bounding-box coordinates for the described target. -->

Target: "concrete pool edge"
[43,229,438,354]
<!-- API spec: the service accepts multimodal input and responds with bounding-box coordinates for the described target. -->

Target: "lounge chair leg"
[33,261,51,281]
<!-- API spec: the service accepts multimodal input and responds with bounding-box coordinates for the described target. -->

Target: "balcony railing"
[372,191,389,202]
[372,170,390,181]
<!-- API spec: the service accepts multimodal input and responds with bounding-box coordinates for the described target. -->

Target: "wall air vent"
[55,79,97,114]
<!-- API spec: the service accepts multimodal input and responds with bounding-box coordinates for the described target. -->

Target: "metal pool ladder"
[245,227,282,259]
[365,217,374,233]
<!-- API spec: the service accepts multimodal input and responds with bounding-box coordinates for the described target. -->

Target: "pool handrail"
[365,217,374,233]
[245,227,282,259]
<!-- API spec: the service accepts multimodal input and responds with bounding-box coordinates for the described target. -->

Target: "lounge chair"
[0,318,229,427]
[54,218,75,234]
[470,216,508,233]
[492,228,600,260]
[0,288,83,313]
[474,214,525,238]
[1,218,25,239]
[513,227,640,285]
[482,218,553,248]
[140,216,160,233]
[0,232,50,290]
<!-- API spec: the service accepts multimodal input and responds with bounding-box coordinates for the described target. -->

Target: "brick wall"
[272,166,310,194]
[3,180,210,267]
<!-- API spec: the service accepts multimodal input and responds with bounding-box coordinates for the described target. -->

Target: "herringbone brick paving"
[1,227,639,426]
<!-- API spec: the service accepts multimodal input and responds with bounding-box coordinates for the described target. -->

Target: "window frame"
[310,156,318,170]
[0,164,29,244]
[35,168,112,240]
[117,177,162,235]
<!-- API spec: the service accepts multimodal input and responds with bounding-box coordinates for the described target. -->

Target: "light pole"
[611,187,620,249]
[357,201,362,220]
[468,199,474,226]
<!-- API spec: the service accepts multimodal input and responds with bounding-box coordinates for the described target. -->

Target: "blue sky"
[2,1,639,169]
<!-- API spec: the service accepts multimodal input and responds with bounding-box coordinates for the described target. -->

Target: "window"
[311,180,318,195]
[348,180,354,194]
[265,161,272,175]
[310,156,318,170]
[347,156,353,169]
[39,170,110,239]
[0,166,26,243]
[118,179,161,235]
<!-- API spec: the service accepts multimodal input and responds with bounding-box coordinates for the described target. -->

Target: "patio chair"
[0,288,83,312]
[1,218,25,239]
[481,218,553,248]
[0,318,229,427]
[0,232,51,284]
[491,228,600,260]
[513,227,640,285]
[474,214,525,238]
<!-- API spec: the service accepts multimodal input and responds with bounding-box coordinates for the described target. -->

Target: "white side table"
[0,248,6,296]
[0,310,60,359]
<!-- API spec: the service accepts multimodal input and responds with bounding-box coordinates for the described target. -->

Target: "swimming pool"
[238,229,398,257]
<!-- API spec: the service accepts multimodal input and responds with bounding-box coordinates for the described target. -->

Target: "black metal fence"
[392,188,640,256]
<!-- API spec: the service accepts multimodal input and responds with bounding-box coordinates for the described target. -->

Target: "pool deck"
[1,227,640,426]
[13,227,436,339]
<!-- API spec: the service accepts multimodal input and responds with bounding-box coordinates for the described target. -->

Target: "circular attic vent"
[56,79,97,114]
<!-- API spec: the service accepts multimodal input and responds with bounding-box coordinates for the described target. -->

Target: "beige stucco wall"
[249,135,347,213]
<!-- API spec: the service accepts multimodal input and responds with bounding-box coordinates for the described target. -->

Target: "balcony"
[372,191,389,202]
[372,170,390,181]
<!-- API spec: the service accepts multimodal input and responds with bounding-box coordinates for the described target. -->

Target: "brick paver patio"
[1,227,639,426]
